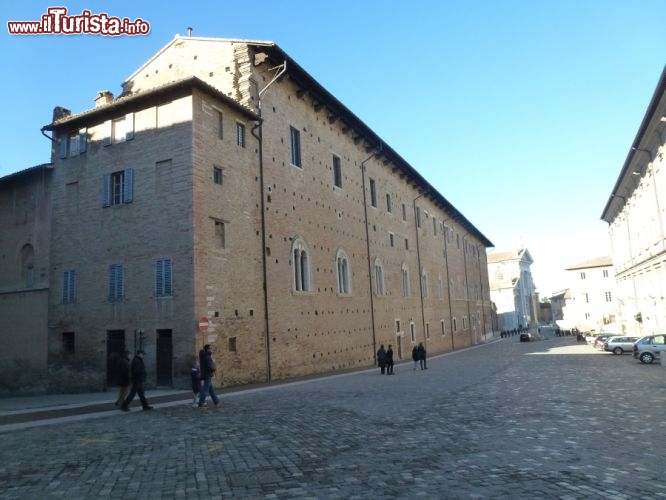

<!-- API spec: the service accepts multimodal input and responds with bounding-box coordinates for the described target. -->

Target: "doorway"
[106,330,126,386]
[156,329,173,386]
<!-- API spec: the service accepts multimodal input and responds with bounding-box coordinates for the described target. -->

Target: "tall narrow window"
[336,249,351,294]
[333,155,342,188]
[386,193,392,213]
[214,220,226,248]
[374,258,385,296]
[155,259,172,298]
[369,178,377,207]
[605,291,612,302]
[292,237,311,292]
[441,320,445,336]
[603,269,609,278]
[20,244,35,288]
[453,317,458,332]
[437,277,443,299]
[401,264,410,297]
[236,122,246,148]
[426,323,430,339]
[580,272,586,280]
[402,203,407,221]
[421,269,428,298]
[415,207,422,228]
[290,126,301,167]
[217,110,224,139]
[62,270,76,304]
[432,217,437,235]
[410,322,416,342]
[389,232,395,247]
[108,264,124,303]
[62,332,75,354]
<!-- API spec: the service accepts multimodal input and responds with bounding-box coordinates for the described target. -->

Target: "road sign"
[199,317,209,332]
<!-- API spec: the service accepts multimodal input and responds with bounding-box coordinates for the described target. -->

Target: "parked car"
[632,334,666,364]
[603,336,640,355]
[592,335,613,350]
[519,333,532,342]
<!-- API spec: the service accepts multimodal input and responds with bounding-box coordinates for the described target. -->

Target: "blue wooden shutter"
[57,135,67,158]
[123,168,133,203]
[102,174,110,207]
[125,113,134,141]
[108,265,115,301]
[79,129,87,154]
[117,265,124,300]
[164,259,172,296]
[155,260,163,296]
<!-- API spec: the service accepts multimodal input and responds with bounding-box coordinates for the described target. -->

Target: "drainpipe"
[250,60,287,383]
[413,193,428,348]
[361,147,380,363]
[476,244,487,342]
[462,235,473,344]
[442,219,454,351]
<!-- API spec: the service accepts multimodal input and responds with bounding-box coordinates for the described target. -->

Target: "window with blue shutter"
[125,113,134,141]
[79,128,87,154]
[155,259,172,297]
[108,264,124,302]
[103,169,134,207]
[63,270,76,303]
[57,134,68,159]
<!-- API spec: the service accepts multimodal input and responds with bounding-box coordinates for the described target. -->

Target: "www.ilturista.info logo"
[7,7,151,36]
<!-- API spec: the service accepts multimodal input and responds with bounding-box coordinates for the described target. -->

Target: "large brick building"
[1,36,493,393]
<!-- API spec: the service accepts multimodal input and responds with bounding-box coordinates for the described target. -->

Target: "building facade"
[562,257,618,333]
[601,66,666,338]
[487,248,537,332]
[2,36,493,393]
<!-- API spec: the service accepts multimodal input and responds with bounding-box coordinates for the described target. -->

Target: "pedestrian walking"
[114,350,131,407]
[386,344,394,375]
[198,344,221,408]
[412,345,418,370]
[417,342,427,370]
[191,356,202,407]
[377,344,387,375]
[120,350,153,412]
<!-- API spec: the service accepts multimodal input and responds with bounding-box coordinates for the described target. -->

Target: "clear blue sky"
[2,1,664,295]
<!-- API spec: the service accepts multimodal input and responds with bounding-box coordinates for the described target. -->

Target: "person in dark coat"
[114,350,131,407]
[417,342,427,370]
[385,344,394,375]
[120,350,153,411]
[412,345,419,370]
[376,344,387,374]
[198,344,221,408]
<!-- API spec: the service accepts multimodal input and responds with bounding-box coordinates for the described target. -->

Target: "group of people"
[376,342,428,375]
[115,344,221,411]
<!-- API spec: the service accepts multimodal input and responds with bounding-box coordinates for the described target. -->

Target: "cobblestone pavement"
[1,336,665,499]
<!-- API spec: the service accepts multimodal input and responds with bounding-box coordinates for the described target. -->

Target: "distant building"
[563,257,618,333]
[487,248,537,332]
[601,66,666,338]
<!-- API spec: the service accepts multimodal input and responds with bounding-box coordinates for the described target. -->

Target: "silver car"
[603,336,640,355]
[632,334,666,364]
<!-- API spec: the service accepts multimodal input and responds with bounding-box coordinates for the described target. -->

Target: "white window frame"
[236,122,246,148]
[374,258,385,296]
[401,263,410,297]
[292,237,311,292]
[336,249,352,295]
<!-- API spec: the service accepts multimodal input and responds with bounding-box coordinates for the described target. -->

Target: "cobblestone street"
[1,336,665,499]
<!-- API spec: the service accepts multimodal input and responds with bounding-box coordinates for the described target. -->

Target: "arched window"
[336,249,351,294]
[292,237,311,292]
[401,263,410,297]
[20,243,35,288]
[374,257,385,296]
[421,268,429,298]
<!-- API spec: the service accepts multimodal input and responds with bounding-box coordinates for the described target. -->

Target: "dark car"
[519,333,532,342]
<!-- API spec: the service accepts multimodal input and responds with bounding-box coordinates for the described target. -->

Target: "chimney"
[52,106,71,122]
[94,90,114,107]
